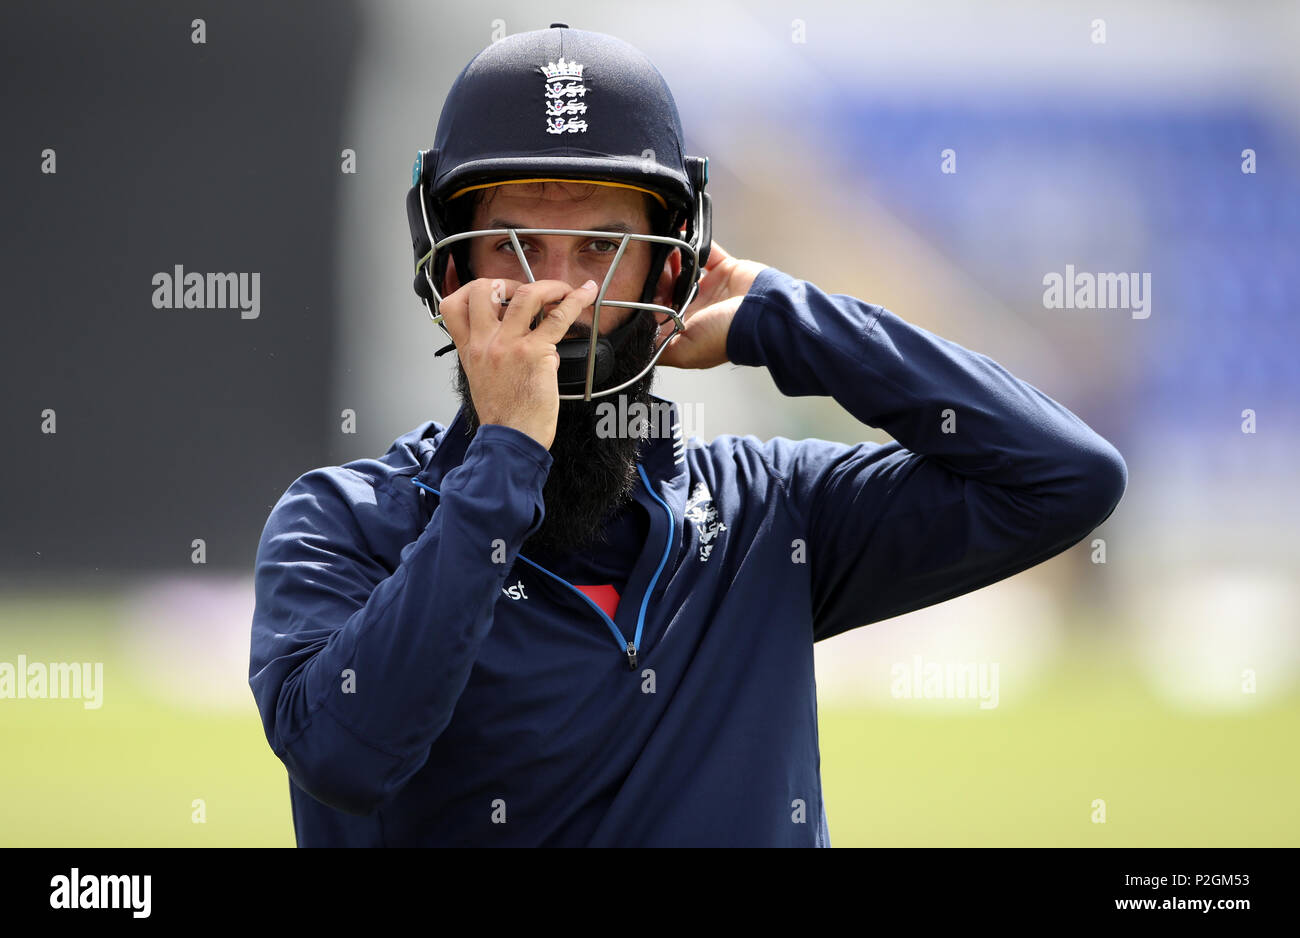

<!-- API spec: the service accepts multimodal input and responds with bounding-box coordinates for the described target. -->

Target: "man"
[249,25,1126,846]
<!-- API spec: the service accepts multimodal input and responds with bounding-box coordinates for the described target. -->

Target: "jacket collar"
[413,394,691,526]
[634,396,691,577]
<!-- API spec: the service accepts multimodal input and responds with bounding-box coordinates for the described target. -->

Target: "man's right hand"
[438,277,599,450]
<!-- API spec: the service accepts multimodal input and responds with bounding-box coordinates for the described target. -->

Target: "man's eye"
[589,239,620,254]
[495,240,531,254]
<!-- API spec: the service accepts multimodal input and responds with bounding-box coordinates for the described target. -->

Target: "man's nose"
[520,254,603,325]
[522,251,586,294]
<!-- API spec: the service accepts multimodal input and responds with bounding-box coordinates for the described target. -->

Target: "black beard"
[453,312,660,557]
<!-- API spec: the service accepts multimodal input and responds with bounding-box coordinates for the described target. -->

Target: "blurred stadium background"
[3,0,1298,846]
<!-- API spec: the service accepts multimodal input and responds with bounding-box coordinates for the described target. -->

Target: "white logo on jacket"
[501,579,528,600]
[684,482,726,563]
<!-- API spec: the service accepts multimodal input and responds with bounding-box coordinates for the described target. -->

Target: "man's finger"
[500,279,581,338]
[531,279,599,345]
[467,278,508,337]
[438,284,471,348]
[703,240,729,271]
[498,279,566,337]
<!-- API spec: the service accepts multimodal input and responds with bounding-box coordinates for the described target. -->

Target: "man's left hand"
[655,241,767,369]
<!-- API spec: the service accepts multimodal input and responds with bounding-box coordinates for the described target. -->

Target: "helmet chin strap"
[555,315,641,396]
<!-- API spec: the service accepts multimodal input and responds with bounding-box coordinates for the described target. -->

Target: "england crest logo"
[539,57,589,135]
[684,482,727,563]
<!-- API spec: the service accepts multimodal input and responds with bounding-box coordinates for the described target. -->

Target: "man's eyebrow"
[487,218,636,234]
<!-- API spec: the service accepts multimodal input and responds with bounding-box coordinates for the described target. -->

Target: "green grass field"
[2,594,1297,846]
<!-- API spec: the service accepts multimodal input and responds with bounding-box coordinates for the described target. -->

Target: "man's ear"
[652,249,683,307]
[441,254,462,297]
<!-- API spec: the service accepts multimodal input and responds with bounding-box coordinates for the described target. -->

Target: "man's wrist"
[471,423,554,469]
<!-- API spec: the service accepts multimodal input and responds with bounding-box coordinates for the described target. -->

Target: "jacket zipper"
[411,463,673,670]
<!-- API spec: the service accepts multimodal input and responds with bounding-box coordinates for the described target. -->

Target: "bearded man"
[249,24,1126,847]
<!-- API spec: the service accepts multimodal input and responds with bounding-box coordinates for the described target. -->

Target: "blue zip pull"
[625,641,638,671]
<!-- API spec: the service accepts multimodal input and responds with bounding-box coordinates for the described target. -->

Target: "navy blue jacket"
[248,266,1126,846]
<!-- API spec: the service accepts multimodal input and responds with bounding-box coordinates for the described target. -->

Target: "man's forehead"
[470,182,649,229]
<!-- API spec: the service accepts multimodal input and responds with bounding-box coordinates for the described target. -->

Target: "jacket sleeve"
[726,267,1127,642]
[248,424,551,814]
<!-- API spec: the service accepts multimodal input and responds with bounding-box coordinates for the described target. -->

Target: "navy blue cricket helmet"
[406,23,712,400]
